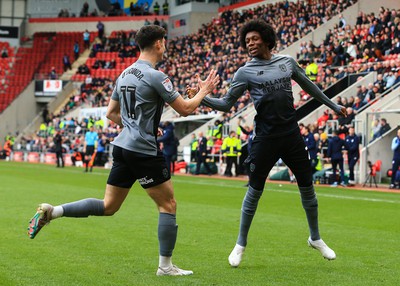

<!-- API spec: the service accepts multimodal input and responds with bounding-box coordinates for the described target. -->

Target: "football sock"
[159,256,172,268]
[61,198,105,217]
[299,185,320,241]
[158,212,177,257]
[237,186,264,247]
[51,206,64,219]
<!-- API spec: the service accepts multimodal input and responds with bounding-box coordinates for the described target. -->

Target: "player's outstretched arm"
[194,72,243,112]
[170,69,219,116]
[290,57,347,117]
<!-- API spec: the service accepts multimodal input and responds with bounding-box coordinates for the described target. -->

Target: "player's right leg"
[229,138,278,267]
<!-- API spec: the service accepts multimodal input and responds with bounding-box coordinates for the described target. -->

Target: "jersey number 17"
[120,86,136,119]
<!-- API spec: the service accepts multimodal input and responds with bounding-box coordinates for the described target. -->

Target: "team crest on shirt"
[162,78,173,92]
[279,64,287,72]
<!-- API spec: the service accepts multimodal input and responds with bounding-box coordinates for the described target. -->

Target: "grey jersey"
[203,54,341,138]
[111,60,179,156]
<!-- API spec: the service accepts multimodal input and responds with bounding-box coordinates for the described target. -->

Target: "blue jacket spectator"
[157,121,177,174]
[344,127,360,185]
[327,130,346,186]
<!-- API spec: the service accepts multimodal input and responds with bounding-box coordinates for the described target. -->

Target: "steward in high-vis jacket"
[222,131,241,177]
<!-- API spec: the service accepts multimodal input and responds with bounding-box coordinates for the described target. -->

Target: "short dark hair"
[239,19,277,50]
[135,25,166,51]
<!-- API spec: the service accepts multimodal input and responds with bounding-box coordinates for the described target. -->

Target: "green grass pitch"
[0,161,399,285]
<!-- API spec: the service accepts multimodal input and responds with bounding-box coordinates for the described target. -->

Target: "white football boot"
[228,244,246,267]
[308,237,336,260]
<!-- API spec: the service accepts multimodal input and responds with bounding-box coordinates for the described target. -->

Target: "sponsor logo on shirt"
[256,71,264,76]
[279,64,287,72]
[258,77,291,92]
[162,78,173,92]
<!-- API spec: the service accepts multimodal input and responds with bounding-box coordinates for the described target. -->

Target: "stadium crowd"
[3,0,400,186]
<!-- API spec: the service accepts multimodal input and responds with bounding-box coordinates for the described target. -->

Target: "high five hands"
[185,70,219,99]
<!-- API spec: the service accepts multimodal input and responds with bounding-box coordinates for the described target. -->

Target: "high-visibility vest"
[191,139,198,151]
[95,119,104,129]
[221,137,241,157]
[306,62,318,81]
[315,156,323,171]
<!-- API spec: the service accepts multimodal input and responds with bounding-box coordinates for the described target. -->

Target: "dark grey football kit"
[203,54,342,244]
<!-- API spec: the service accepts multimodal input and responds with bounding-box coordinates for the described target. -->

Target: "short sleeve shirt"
[111,60,179,156]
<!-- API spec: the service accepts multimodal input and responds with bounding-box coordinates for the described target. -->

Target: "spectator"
[73,41,80,61]
[302,126,318,173]
[80,2,89,17]
[95,133,108,166]
[222,131,241,177]
[1,47,8,58]
[78,63,90,74]
[90,9,98,17]
[327,130,346,187]
[389,129,400,189]
[344,127,360,186]
[305,59,318,82]
[153,1,160,15]
[62,54,72,71]
[83,30,90,50]
[338,107,355,135]
[157,121,177,175]
[338,14,346,28]
[49,67,57,79]
[195,131,212,175]
[378,118,391,137]
[54,131,64,168]
[71,149,83,166]
[352,96,365,112]
[190,133,198,162]
[162,0,169,15]
[97,21,105,39]
[160,19,168,31]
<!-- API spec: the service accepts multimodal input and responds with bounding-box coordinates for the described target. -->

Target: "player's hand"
[336,105,347,117]
[197,69,220,94]
[157,128,164,137]
[185,85,199,99]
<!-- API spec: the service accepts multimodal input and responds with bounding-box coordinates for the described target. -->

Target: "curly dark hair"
[135,25,166,51]
[239,19,277,51]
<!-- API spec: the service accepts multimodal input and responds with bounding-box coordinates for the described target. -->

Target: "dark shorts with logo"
[107,145,170,189]
[85,145,95,156]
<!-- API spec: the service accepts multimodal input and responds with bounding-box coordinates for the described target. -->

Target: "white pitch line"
[173,179,400,204]
[4,164,399,204]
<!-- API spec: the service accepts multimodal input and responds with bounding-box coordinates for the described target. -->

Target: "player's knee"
[104,203,120,216]
[159,198,177,214]
[249,175,266,190]
[299,185,316,199]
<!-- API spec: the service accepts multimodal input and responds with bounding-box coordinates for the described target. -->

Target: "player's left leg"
[28,145,133,239]
[283,132,335,260]
[146,180,193,276]
[27,184,130,239]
